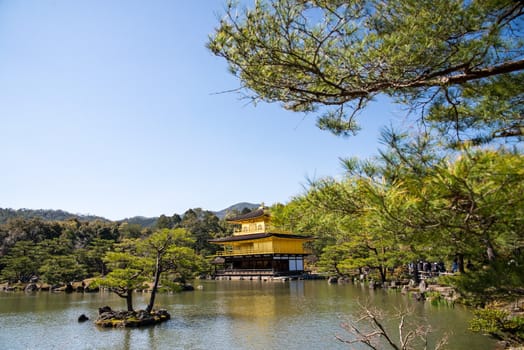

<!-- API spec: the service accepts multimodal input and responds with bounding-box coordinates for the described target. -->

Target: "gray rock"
[24,283,38,292]
[98,306,112,315]
[327,277,338,284]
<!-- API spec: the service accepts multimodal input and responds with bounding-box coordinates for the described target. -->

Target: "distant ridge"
[0,208,109,225]
[212,202,259,219]
[117,216,158,228]
[0,202,260,225]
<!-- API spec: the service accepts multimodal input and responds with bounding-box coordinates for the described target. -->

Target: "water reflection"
[0,280,496,350]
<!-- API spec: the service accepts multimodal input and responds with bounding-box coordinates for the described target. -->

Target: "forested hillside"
[0,202,259,226]
[0,208,108,225]
[0,203,259,288]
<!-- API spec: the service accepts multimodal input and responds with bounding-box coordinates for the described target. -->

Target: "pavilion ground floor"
[212,254,308,279]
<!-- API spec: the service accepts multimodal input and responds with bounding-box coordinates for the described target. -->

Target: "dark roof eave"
[209,233,271,243]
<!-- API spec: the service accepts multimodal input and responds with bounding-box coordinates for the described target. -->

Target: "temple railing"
[215,247,312,256]
[232,226,293,235]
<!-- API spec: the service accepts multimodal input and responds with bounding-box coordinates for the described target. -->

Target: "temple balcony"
[232,225,293,235]
[215,247,313,256]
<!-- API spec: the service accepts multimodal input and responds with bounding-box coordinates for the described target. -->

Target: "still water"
[0,280,495,350]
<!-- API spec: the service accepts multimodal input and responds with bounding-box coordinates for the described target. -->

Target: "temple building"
[209,206,313,279]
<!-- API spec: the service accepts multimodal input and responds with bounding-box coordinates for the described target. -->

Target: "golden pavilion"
[209,206,313,279]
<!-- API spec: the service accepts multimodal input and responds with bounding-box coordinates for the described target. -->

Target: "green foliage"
[209,0,523,144]
[77,238,114,276]
[154,214,181,230]
[36,237,73,256]
[0,207,220,288]
[101,250,149,283]
[428,73,524,146]
[118,222,147,239]
[92,248,149,311]
[139,227,210,281]
[445,255,524,306]
[165,246,210,282]
[317,243,356,276]
[0,240,39,283]
[272,127,524,301]
[274,136,433,282]
[470,308,524,345]
[0,217,62,254]
[180,208,225,255]
[92,228,206,312]
[97,265,147,291]
[38,255,87,285]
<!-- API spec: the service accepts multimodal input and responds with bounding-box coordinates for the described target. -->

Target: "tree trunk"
[378,248,387,283]
[146,255,161,313]
[378,265,387,283]
[335,263,343,277]
[126,291,134,312]
[457,253,465,273]
[485,237,497,262]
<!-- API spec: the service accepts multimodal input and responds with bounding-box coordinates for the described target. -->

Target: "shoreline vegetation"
[0,279,196,294]
[0,275,472,310]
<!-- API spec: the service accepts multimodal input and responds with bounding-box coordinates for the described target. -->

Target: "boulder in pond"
[98,306,112,315]
[181,284,194,291]
[327,276,338,284]
[413,292,426,301]
[24,283,38,292]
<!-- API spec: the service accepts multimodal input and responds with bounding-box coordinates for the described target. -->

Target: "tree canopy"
[209,0,524,142]
[93,228,208,312]
[0,209,223,292]
[272,136,524,299]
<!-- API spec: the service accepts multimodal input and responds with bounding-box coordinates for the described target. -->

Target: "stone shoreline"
[94,306,171,328]
[0,279,196,294]
[0,279,99,293]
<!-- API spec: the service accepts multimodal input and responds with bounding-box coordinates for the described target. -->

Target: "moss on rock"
[94,306,170,328]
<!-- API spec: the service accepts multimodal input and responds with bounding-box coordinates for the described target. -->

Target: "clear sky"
[0,1,402,220]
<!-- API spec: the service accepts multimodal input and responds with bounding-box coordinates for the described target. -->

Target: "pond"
[0,280,496,349]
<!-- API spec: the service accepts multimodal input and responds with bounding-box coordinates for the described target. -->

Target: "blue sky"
[0,1,402,220]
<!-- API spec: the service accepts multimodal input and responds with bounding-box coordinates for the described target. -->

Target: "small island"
[95,306,170,328]
[90,228,204,328]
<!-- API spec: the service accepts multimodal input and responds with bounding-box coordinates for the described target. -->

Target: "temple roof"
[226,208,268,222]
[209,232,312,243]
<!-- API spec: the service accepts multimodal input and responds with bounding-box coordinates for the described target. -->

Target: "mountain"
[115,202,259,227]
[0,208,109,225]
[117,216,158,228]
[0,202,260,226]
[212,202,259,219]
